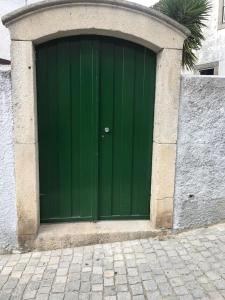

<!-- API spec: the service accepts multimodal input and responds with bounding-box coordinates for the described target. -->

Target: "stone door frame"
[2,0,189,246]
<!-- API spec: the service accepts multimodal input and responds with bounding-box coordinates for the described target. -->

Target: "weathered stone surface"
[0,68,17,252]
[174,75,225,229]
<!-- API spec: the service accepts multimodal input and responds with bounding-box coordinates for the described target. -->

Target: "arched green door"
[36,36,156,222]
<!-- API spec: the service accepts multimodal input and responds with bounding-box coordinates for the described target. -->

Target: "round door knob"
[104,127,110,133]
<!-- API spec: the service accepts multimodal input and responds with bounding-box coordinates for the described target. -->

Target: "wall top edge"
[2,0,190,37]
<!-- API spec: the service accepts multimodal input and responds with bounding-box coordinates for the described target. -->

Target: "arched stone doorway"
[2,0,189,248]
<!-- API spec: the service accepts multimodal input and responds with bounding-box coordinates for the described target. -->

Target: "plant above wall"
[153,0,211,70]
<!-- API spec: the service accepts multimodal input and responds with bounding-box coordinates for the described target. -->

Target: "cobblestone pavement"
[1,224,225,299]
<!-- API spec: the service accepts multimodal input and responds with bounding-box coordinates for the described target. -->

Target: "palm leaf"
[153,0,211,70]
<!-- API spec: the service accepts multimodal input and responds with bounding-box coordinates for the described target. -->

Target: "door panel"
[99,39,156,219]
[37,37,99,222]
[36,35,156,222]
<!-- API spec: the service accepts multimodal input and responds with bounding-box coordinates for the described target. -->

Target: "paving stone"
[2,277,18,290]
[141,272,152,281]
[0,292,11,300]
[170,277,184,287]
[117,292,131,300]
[130,283,143,295]
[133,296,145,300]
[104,270,114,278]
[81,272,91,282]
[23,290,37,299]
[143,279,157,291]
[158,282,174,296]
[51,283,65,293]
[115,275,127,285]
[80,282,91,293]
[146,290,162,300]
[38,286,51,294]
[56,268,68,276]
[104,286,116,296]
[35,294,49,300]
[65,280,80,292]
[128,275,141,284]
[64,292,79,300]
[90,292,102,299]
[91,284,103,292]
[104,277,114,286]
[49,293,64,300]
[173,285,189,296]
[127,268,138,276]
[92,267,102,275]
[179,296,194,300]
[79,293,90,300]
[54,276,67,284]
[116,284,128,292]
[154,275,167,283]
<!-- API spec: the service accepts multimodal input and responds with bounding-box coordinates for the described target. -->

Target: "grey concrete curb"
[2,0,190,37]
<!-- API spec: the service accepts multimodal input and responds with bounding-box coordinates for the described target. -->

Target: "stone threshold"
[22,220,167,251]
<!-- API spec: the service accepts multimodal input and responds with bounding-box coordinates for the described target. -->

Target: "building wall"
[174,75,225,229]
[0,68,17,252]
[195,0,225,75]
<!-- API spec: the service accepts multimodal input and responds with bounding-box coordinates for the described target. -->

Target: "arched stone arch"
[2,0,189,248]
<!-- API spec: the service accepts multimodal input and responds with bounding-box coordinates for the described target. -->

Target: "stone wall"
[174,75,225,229]
[0,68,17,252]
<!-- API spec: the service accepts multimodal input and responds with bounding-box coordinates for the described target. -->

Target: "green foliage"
[153,0,211,70]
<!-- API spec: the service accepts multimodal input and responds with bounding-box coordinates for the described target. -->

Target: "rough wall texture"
[174,75,225,229]
[0,68,17,252]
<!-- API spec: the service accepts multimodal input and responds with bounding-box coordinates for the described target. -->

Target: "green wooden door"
[36,36,156,223]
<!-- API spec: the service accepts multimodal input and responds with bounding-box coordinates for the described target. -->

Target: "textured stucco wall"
[174,75,225,229]
[0,68,17,252]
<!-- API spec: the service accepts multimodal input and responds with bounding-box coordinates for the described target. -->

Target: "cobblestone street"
[1,224,225,300]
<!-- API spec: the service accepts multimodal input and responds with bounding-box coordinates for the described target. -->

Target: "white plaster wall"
[195,0,225,75]
[174,75,225,229]
[0,68,17,252]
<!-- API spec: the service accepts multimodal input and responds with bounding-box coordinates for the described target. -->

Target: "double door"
[36,35,156,222]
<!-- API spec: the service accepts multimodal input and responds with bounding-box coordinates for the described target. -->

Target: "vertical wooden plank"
[131,48,156,216]
[112,42,123,216]
[99,39,114,218]
[57,39,72,218]
[112,41,135,217]
[70,38,81,218]
[47,42,60,220]
[119,43,135,216]
[79,38,98,219]
[92,38,99,221]
[37,45,49,221]
[37,42,60,221]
